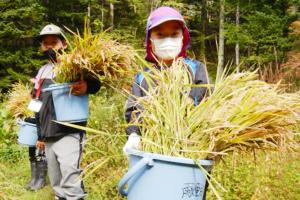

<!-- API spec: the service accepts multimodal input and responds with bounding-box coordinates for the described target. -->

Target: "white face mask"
[151,37,183,60]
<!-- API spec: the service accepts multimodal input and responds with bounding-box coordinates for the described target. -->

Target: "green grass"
[1,148,299,200]
[0,156,53,200]
[0,145,123,200]
[207,151,300,199]
[0,90,300,200]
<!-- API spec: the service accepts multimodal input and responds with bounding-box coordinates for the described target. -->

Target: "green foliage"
[1,0,300,90]
[0,102,17,142]
[0,0,46,90]
[207,151,300,200]
[88,87,126,131]
[224,1,297,67]
[0,0,46,39]
[0,101,26,164]
[0,142,26,164]
[83,89,127,199]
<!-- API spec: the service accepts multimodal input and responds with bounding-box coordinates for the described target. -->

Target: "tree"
[200,0,207,61]
[110,2,114,29]
[0,0,46,90]
[217,0,225,81]
[0,0,299,91]
[235,1,240,70]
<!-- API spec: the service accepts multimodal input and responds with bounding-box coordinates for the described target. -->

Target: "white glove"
[123,133,141,155]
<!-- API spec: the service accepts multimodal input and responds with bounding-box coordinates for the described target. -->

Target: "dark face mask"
[43,48,62,62]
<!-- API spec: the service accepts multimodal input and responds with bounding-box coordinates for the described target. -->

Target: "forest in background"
[1,0,300,90]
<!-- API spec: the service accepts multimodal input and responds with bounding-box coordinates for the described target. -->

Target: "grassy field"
[207,151,300,200]
[0,91,300,200]
[1,146,299,200]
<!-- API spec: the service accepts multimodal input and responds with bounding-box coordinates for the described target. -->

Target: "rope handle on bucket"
[118,156,153,196]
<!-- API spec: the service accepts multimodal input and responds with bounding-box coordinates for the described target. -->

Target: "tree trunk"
[235,2,240,71]
[217,0,225,81]
[291,4,298,14]
[101,0,104,31]
[87,3,91,28]
[71,3,74,27]
[200,0,207,62]
[110,3,114,29]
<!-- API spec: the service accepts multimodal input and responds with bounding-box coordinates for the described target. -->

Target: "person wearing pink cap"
[123,6,209,153]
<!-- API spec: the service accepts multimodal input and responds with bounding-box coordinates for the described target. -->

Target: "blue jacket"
[125,57,209,136]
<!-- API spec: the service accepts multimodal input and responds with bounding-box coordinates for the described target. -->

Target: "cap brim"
[149,18,184,30]
[35,34,65,42]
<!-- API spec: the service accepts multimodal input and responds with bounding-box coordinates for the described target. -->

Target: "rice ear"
[128,58,300,160]
[54,24,139,87]
[6,82,33,119]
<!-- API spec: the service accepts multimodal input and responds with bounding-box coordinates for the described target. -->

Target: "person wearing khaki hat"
[33,24,101,200]
[24,23,65,192]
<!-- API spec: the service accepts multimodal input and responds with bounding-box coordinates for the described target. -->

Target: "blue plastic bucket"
[118,151,213,200]
[17,121,38,147]
[42,83,89,122]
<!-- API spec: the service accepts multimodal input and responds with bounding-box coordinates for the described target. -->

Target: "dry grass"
[54,22,138,87]
[6,82,33,119]
[289,20,300,36]
[128,58,300,160]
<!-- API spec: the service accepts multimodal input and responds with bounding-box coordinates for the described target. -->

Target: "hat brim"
[35,34,65,42]
[149,18,184,30]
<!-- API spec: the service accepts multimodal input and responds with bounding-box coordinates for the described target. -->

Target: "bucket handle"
[118,156,153,196]
[16,118,24,126]
[42,85,71,92]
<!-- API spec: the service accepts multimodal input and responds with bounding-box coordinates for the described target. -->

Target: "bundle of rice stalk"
[6,82,33,119]
[54,22,138,86]
[129,58,300,160]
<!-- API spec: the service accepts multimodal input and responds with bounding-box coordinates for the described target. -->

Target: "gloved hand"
[123,133,141,155]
